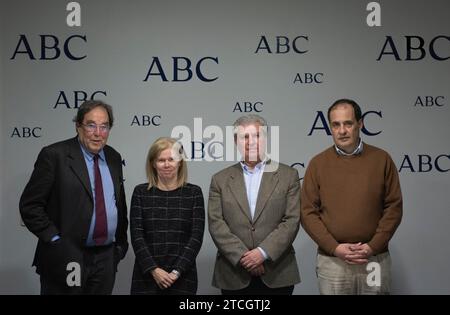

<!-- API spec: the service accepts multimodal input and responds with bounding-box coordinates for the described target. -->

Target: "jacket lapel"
[104,147,121,204]
[67,137,93,200]
[228,164,252,222]
[253,161,279,223]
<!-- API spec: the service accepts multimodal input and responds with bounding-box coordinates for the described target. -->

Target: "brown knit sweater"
[300,142,403,256]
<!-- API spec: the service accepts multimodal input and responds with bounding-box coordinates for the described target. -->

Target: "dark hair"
[73,100,114,127]
[327,99,362,123]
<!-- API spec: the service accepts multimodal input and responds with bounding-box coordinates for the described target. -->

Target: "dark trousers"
[221,277,294,295]
[40,245,116,295]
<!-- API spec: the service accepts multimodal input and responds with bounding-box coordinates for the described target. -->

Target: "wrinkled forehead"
[83,107,110,123]
[330,104,357,122]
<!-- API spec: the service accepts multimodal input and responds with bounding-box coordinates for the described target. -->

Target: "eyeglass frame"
[80,123,111,134]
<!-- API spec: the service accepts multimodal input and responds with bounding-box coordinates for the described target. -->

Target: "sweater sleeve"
[367,155,403,254]
[300,158,339,255]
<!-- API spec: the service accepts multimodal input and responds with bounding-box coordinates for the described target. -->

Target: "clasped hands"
[334,242,373,265]
[240,248,265,276]
[151,267,180,290]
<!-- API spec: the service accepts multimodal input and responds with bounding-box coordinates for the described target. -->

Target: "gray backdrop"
[1,0,449,294]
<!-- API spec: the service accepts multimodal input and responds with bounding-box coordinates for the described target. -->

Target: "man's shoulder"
[103,144,122,158]
[309,146,335,163]
[266,160,295,174]
[40,137,77,154]
[363,142,392,159]
[212,163,240,178]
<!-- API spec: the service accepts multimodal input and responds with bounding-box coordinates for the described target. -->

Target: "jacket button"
[251,227,255,232]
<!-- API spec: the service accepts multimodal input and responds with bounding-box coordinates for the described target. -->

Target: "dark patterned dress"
[130,183,205,295]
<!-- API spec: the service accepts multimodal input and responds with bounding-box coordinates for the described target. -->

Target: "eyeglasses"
[81,123,110,134]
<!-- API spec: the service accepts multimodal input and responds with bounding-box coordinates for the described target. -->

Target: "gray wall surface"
[1,0,449,294]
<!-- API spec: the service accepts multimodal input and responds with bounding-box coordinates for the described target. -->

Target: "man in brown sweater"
[301,99,402,294]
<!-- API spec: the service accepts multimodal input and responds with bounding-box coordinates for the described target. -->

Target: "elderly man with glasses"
[20,100,128,295]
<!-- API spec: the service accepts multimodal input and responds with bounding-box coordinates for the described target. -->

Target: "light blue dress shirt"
[241,160,269,260]
[80,143,118,246]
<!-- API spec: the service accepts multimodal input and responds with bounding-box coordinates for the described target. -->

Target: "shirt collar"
[240,157,268,173]
[335,138,363,156]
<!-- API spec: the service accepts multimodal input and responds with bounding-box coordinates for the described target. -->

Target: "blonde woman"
[130,137,205,295]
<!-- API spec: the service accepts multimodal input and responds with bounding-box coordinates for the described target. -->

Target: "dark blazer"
[19,137,128,282]
[208,161,301,290]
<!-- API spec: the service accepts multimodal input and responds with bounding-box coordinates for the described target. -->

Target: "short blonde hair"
[146,137,188,190]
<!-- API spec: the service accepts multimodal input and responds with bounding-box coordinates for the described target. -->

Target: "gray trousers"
[317,252,391,295]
